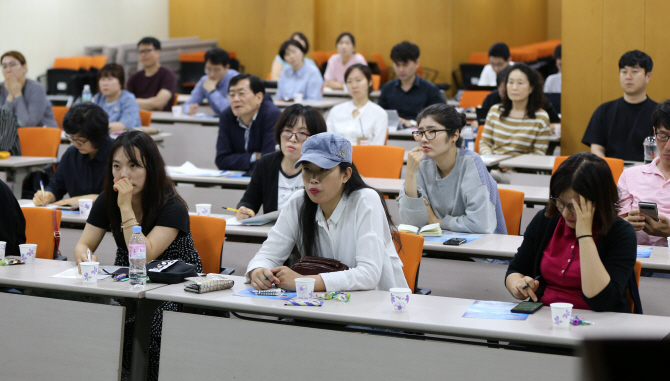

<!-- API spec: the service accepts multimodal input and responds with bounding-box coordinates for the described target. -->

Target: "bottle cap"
[132,226,142,234]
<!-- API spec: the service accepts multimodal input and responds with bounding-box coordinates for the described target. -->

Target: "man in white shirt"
[544,44,562,93]
[477,42,514,87]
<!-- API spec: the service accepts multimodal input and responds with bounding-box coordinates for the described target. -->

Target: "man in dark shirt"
[216,74,281,171]
[33,103,112,207]
[126,37,177,112]
[582,50,657,161]
[378,41,445,127]
[0,179,26,258]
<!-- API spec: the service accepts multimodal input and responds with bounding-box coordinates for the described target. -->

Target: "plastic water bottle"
[81,85,92,103]
[461,125,475,151]
[128,226,147,287]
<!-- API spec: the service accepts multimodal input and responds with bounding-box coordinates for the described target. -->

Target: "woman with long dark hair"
[246,132,408,292]
[74,130,201,380]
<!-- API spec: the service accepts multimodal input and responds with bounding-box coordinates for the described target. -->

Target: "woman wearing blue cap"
[246,132,408,292]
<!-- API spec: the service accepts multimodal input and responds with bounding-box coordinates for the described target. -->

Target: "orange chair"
[352,145,405,179]
[17,127,61,157]
[74,56,92,71]
[179,51,206,63]
[312,51,330,70]
[52,57,81,71]
[371,74,381,91]
[498,188,525,236]
[459,90,491,109]
[370,52,389,84]
[474,126,484,153]
[90,55,107,70]
[139,110,152,127]
[627,261,642,313]
[394,232,428,294]
[467,52,490,65]
[552,156,625,183]
[22,207,62,260]
[52,106,69,130]
[189,215,227,274]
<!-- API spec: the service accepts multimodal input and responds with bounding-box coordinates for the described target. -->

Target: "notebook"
[387,110,400,131]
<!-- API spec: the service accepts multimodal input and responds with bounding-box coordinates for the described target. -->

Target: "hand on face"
[3,74,22,98]
[203,78,218,93]
[113,177,134,208]
[406,147,425,174]
[573,194,595,237]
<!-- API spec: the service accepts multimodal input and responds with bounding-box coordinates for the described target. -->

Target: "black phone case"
[511,302,543,314]
[443,238,466,246]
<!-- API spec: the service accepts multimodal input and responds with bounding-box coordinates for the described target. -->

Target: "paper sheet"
[423,232,485,243]
[462,300,530,320]
[51,266,119,280]
[168,161,230,177]
[637,247,653,258]
[234,287,297,300]
[225,210,280,226]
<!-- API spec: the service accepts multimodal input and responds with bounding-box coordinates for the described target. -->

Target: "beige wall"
[547,0,562,39]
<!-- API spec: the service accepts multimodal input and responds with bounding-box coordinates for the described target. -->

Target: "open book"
[397,223,442,237]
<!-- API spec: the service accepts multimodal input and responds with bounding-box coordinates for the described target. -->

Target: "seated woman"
[74,130,202,379]
[323,32,368,90]
[270,32,317,81]
[93,63,141,133]
[236,104,327,220]
[505,152,637,313]
[276,40,324,101]
[326,64,387,146]
[478,63,551,184]
[397,104,506,234]
[247,132,408,292]
[0,178,26,258]
[32,103,113,207]
[1,51,57,127]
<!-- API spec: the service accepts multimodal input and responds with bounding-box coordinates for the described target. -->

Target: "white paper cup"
[295,278,316,300]
[294,93,304,103]
[19,244,37,264]
[0,241,6,261]
[172,105,183,117]
[80,261,99,284]
[79,199,93,217]
[550,302,573,329]
[390,287,412,312]
[195,203,212,216]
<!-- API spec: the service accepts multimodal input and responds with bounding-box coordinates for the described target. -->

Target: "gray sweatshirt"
[397,147,507,234]
[0,79,57,127]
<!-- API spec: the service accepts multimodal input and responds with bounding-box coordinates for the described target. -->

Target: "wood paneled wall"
[561,0,670,156]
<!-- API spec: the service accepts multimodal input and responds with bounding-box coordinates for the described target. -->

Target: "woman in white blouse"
[326,64,388,146]
[246,132,408,292]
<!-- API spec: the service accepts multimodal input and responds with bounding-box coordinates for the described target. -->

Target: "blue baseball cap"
[294,132,353,169]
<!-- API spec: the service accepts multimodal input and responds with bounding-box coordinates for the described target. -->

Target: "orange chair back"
[352,145,405,179]
[53,57,81,71]
[394,232,425,293]
[73,56,92,71]
[189,215,227,274]
[371,52,389,84]
[371,74,381,91]
[52,106,69,130]
[179,51,206,63]
[498,188,524,235]
[459,90,490,109]
[312,51,330,69]
[627,260,642,313]
[467,52,490,65]
[139,110,152,127]
[474,126,484,153]
[22,207,62,260]
[17,127,61,157]
[552,156,625,183]
[90,55,107,70]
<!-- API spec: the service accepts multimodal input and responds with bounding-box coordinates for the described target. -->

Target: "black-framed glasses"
[550,197,576,214]
[65,134,88,145]
[138,48,155,55]
[281,129,310,142]
[655,132,670,143]
[412,129,449,141]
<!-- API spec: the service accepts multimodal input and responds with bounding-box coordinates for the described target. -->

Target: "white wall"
[0,0,169,79]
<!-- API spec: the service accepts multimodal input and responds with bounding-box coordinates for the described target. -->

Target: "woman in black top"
[74,130,201,380]
[235,104,327,220]
[0,179,26,257]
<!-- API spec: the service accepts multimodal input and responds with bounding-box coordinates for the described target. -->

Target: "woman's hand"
[32,190,55,206]
[424,198,442,225]
[236,206,255,221]
[113,178,133,209]
[271,266,302,291]
[249,267,279,290]
[406,147,425,175]
[624,209,646,231]
[75,249,98,274]
[573,195,595,237]
[4,74,22,100]
[511,275,540,302]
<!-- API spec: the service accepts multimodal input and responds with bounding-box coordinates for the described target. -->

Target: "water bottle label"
[129,244,146,259]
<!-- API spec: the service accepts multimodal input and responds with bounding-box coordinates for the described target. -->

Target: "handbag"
[52,209,62,259]
[146,259,198,284]
[290,256,349,276]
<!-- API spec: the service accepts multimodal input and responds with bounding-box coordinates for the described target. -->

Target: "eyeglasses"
[655,132,670,143]
[205,66,224,74]
[65,134,88,145]
[281,129,310,142]
[228,91,250,99]
[1,61,20,70]
[138,49,155,55]
[412,129,449,141]
[550,197,576,214]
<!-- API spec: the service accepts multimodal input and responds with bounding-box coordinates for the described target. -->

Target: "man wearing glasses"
[126,36,177,112]
[618,100,670,248]
[477,42,514,87]
[215,74,280,171]
[182,48,239,116]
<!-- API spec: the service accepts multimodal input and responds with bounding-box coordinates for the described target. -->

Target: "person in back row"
[323,32,368,90]
[0,178,26,258]
[582,50,656,162]
[378,41,445,128]
[92,63,141,132]
[270,32,317,81]
[397,104,506,234]
[215,74,281,171]
[33,103,113,207]
[544,44,562,93]
[126,37,177,112]
[477,42,514,87]
[182,48,239,116]
[276,39,324,101]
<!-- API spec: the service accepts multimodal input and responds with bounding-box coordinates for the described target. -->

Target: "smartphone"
[55,204,78,211]
[443,238,467,246]
[639,201,659,221]
[511,301,543,314]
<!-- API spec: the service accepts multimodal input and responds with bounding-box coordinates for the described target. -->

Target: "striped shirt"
[479,104,550,156]
[0,107,21,155]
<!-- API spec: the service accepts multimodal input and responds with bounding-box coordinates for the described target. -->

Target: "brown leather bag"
[290,256,349,275]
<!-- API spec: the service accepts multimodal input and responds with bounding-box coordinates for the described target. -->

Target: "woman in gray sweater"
[1,51,57,127]
[397,103,506,234]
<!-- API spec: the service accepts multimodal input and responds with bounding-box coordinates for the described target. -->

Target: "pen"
[39,180,46,206]
[521,275,541,290]
[222,206,253,215]
[87,249,91,262]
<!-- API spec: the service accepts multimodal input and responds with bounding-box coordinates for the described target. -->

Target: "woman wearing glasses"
[0,51,57,127]
[506,152,637,313]
[32,104,113,206]
[397,104,506,234]
[235,104,327,220]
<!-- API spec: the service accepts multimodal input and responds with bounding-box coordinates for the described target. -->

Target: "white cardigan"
[326,100,388,146]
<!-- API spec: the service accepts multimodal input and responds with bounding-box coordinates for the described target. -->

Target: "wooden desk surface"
[0,156,58,168]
